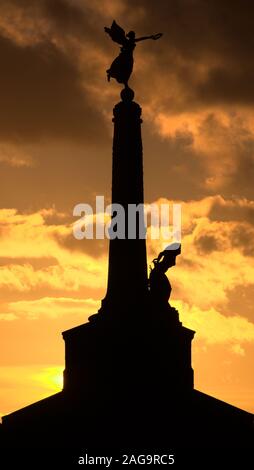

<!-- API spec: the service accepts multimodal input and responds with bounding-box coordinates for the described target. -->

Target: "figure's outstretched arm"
[135,33,163,42]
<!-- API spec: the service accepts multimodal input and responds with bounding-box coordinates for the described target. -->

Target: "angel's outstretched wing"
[104,20,127,45]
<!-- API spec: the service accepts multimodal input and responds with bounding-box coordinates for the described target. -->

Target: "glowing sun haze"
[0,0,254,417]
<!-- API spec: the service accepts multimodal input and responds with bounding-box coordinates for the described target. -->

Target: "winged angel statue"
[104,21,162,86]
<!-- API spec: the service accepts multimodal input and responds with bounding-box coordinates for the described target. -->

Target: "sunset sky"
[1,0,254,419]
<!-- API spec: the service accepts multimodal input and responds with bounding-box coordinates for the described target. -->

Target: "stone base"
[1,303,253,454]
[63,302,194,395]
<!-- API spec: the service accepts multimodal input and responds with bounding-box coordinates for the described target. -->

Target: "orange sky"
[1,0,254,419]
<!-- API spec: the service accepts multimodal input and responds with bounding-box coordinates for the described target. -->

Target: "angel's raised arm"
[135,33,163,42]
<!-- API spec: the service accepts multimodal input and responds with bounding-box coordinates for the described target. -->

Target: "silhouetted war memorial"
[1,22,253,459]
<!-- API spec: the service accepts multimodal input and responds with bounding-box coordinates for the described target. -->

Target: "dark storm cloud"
[0,0,108,143]
[54,230,108,258]
[223,283,254,322]
[229,152,254,200]
[231,225,254,257]
[2,0,254,138]
[43,0,89,35]
[128,0,254,108]
[142,126,206,202]
[1,0,253,142]
[5,0,91,38]
[194,233,223,254]
[194,222,254,257]
[0,35,106,142]
[210,199,254,225]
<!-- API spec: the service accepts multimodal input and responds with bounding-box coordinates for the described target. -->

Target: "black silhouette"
[105,20,162,85]
[0,24,253,466]
[149,242,181,304]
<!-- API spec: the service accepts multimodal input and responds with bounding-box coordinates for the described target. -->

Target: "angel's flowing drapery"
[105,21,135,85]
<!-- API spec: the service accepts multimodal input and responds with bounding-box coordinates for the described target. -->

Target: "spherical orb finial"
[120,87,135,102]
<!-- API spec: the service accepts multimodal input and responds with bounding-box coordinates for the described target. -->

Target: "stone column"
[102,88,148,314]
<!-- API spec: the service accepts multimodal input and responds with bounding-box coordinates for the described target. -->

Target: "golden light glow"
[31,366,64,392]
[0,366,63,417]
